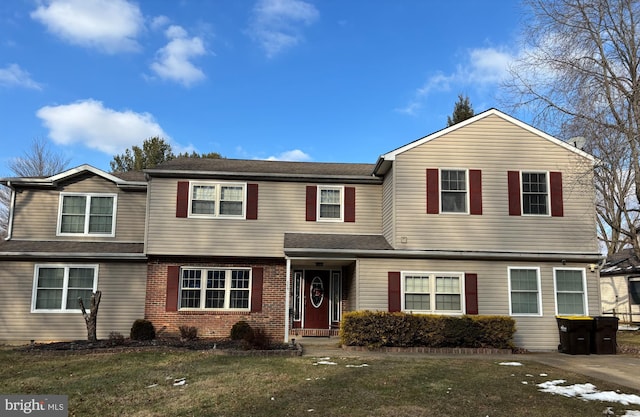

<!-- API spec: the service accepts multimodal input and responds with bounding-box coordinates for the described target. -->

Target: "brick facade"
[146,257,287,342]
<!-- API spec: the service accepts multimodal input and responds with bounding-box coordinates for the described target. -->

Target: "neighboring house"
[600,248,640,323]
[0,109,603,350]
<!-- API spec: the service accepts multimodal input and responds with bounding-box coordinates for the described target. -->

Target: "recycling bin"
[591,316,619,354]
[556,316,593,355]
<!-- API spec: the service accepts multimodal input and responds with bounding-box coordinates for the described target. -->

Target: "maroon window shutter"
[251,267,264,312]
[426,169,439,214]
[465,273,478,315]
[507,171,521,216]
[306,186,317,221]
[344,186,356,222]
[246,183,259,220]
[469,169,483,215]
[550,172,564,217]
[166,266,180,312]
[388,271,401,312]
[176,181,189,218]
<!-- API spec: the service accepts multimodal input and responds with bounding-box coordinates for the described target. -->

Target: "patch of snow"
[521,381,528,385]
[499,362,523,366]
[146,383,158,388]
[540,373,548,377]
[313,360,337,366]
[623,410,640,416]
[537,380,640,406]
[346,364,369,368]
[173,378,186,386]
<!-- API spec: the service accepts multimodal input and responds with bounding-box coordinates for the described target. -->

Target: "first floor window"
[555,268,587,315]
[509,267,541,315]
[32,265,98,312]
[630,278,640,305]
[402,272,462,313]
[180,268,251,310]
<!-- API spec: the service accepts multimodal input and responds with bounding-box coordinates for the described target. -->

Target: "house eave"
[145,169,383,184]
[0,252,147,260]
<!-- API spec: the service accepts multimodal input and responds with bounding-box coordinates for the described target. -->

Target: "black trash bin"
[591,316,619,354]
[556,316,593,355]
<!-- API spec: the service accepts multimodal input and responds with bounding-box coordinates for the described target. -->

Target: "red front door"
[304,270,329,329]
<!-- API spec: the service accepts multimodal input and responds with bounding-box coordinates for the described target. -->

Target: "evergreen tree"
[447,94,475,127]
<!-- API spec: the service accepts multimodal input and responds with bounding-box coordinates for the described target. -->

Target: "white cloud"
[248,0,319,58]
[150,25,206,87]
[30,0,144,54]
[150,15,171,31]
[0,64,42,90]
[398,47,516,115]
[265,149,311,161]
[36,99,169,155]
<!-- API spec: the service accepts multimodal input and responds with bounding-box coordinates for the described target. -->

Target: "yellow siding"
[391,114,598,254]
[0,261,147,342]
[600,275,640,322]
[11,174,146,242]
[356,257,600,351]
[146,179,383,256]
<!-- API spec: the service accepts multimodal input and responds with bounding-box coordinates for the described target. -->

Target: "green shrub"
[230,320,254,341]
[179,325,198,341]
[108,331,125,346]
[130,319,156,341]
[340,311,515,349]
[243,327,271,350]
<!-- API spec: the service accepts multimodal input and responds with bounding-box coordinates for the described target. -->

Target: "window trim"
[178,267,252,311]
[400,271,465,315]
[508,266,542,317]
[57,193,117,237]
[317,185,344,222]
[520,171,550,217]
[31,264,99,313]
[553,267,588,316]
[439,168,469,214]
[188,181,247,219]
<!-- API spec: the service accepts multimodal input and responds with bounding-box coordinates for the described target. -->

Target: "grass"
[1,347,639,417]
[618,329,640,347]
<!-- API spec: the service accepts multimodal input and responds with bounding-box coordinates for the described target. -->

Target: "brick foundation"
[145,257,287,342]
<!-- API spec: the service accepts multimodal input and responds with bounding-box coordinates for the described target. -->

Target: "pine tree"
[447,94,474,127]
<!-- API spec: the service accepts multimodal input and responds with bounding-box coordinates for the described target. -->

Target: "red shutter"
[251,267,264,312]
[507,171,521,216]
[465,273,478,315]
[166,266,180,312]
[426,169,439,214]
[550,172,563,217]
[388,271,401,312]
[176,181,189,218]
[469,169,483,215]
[246,183,259,220]
[344,186,356,222]
[306,186,317,221]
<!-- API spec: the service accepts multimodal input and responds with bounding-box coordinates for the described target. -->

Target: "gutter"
[145,169,383,184]
[4,181,15,241]
[0,252,147,260]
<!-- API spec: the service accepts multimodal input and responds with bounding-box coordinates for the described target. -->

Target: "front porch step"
[289,328,339,337]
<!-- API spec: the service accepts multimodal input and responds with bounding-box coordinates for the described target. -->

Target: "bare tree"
[504,0,640,255]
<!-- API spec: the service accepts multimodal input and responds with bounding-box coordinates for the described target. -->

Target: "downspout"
[284,258,291,343]
[4,181,15,240]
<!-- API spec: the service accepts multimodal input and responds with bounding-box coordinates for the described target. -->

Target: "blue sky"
[0,0,525,173]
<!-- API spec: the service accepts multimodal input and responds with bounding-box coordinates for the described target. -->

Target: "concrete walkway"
[298,337,640,392]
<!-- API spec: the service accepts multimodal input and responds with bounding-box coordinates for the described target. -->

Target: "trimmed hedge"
[339,311,515,350]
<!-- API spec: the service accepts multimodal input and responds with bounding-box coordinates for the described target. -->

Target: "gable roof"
[0,164,147,189]
[601,248,640,276]
[374,108,596,175]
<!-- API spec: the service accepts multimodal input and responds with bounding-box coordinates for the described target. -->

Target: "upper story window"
[508,267,542,316]
[402,271,463,314]
[179,268,251,310]
[522,172,548,215]
[189,182,246,218]
[31,264,98,312]
[441,169,467,213]
[58,193,116,236]
[318,186,344,221]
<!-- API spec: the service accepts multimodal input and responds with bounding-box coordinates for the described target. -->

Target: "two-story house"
[0,109,602,350]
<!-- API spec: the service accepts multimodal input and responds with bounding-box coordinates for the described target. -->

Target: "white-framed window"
[441,169,467,213]
[318,186,344,221]
[402,271,463,314]
[31,264,98,313]
[554,268,588,316]
[189,182,246,218]
[508,267,542,316]
[179,268,251,310]
[57,193,117,236]
[522,172,549,215]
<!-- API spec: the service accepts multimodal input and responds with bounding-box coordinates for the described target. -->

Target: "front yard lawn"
[1,347,639,417]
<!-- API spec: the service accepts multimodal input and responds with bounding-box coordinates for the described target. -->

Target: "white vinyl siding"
[57,193,117,236]
[31,264,98,313]
[189,182,246,218]
[180,268,251,311]
[554,268,588,316]
[508,267,542,316]
[401,271,463,314]
[318,186,344,221]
